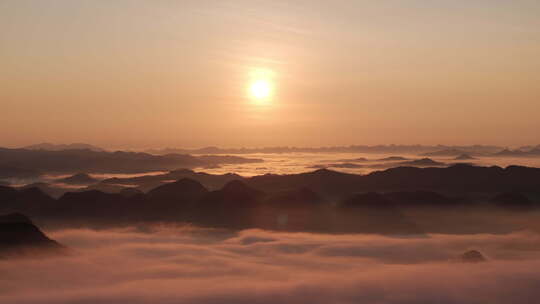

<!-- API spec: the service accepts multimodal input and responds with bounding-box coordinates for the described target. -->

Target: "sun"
[249,79,272,100]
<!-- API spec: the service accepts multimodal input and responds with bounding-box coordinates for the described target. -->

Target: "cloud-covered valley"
[2,226,540,304]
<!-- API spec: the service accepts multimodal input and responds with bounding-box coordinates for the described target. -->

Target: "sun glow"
[247,68,275,103]
[250,80,272,100]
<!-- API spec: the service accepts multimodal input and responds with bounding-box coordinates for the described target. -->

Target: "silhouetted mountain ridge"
[423,149,471,157]
[0,147,262,177]
[146,144,503,155]
[100,169,242,192]
[1,164,540,234]
[23,142,105,152]
[0,213,65,257]
[493,148,540,157]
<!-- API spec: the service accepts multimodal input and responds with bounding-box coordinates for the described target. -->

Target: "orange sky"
[1,1,539,149]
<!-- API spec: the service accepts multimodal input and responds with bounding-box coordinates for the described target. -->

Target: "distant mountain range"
[146,144,505,155]
[518,144,540,152]
[2,164,540,234]
[422,149,473,157]
[393,158,446,167]
[146,144,540,158]
[312,157,448,170]
[424,147,540,158]
[15,143,540,159]
[23,143,105,152]
[493,148,540,157]
[0,147,263,178]
[100,168,242,191]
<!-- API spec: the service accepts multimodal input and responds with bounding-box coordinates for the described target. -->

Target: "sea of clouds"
[2,226,540,304]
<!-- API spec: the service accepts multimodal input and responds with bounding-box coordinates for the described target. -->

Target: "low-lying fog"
[2,226,540,303]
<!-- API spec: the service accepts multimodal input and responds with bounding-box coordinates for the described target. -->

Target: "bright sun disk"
[250,80,272,100]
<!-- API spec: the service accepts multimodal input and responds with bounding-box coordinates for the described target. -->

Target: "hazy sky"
[1,0,539,149]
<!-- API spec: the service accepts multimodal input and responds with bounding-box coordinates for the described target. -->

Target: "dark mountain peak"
[0,213,32,224]
[260,173,278,178]
[395,158,446,167]
[56,173,99,185]
[223,172,243,178]
[0,186,54,215]
[141,178,210,221]
[1,222,50,244]
[414,158,443,165]
[311,168,340,175]
[18,186,47,196]
[148,178,208,201]
[460,250,486,263]
[201,180,263,205]
[194,180,264,229]
[222,180,261,196]
[161,178,207,191]
[17,187,55,204]
[54,190,131,219]
[0,213,65,257]
[19,182,66,199]
[307,168,357,179]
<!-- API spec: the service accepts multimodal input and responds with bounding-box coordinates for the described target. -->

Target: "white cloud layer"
[1,226,540,304]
